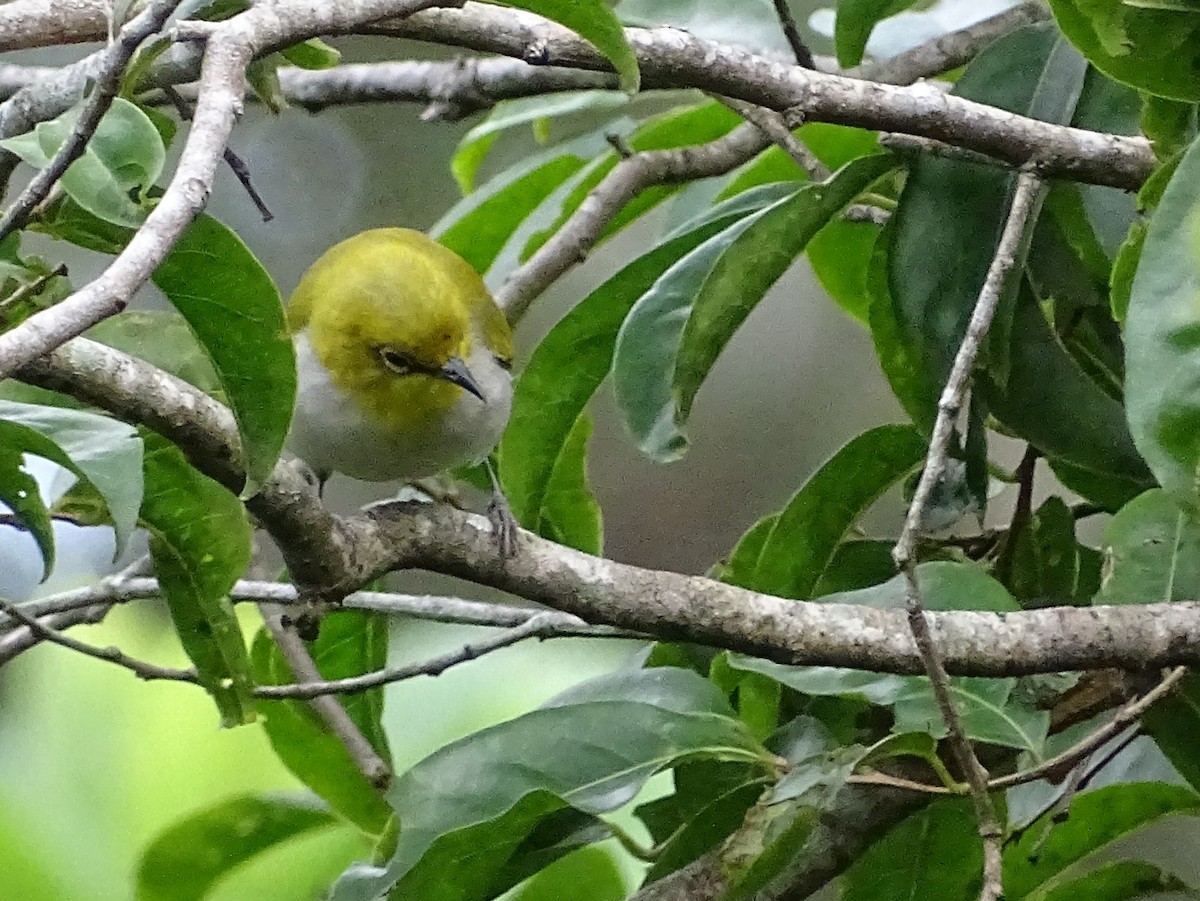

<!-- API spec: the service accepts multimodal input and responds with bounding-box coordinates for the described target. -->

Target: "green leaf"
[812,539,900,596]
[807,217,882,324]
[1141,94,1198,160]
[672,154,897,428]
[251,609,391,836]
[1038,860,1196,901]
[509,847,627,901]
[719,513,778,589]
[890,24,1075,390]
[136,794,340,901]
[748,424,925,599]
[0,96,164,226]
[1003,783,1200,898]
[333,668,766,901]
[450,92,627,193]
[1125,131,1200,512]
[1096,488,1200,604]
[499,184,794,535]
[435,152,590,275]
[0,399,142,559]
[892,676,1049,753]
[279,36,341,70]
[140,431,254,727]
[0,440,55,577]
[615,155,895,462]
[533,413,602,554]
[85,311,223,398]
[642,782,764,884]
[1048,0,1200,100]
[1143,672,1200,791]
[505,1,639,93]
[726,655,911,706]
[152,214,295,497]
[841,799,982,901]
[1110,217,1148,323]
[1010,496,1080,604]
[835,0,921,67]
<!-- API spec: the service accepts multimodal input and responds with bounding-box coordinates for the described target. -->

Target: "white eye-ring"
[379,347,413,375]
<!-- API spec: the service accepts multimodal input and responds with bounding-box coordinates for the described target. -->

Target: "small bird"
[285,228,516,550]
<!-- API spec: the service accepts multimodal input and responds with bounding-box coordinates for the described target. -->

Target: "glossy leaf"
[140,432,254,727]
[506,1,639,92]
[0,439,54,577]
[1096,489,1200,604]
[0,399,142,559]
[749,424,925,599]
[643,781,763,884]
[499,184,795,535]
[1003,783,1200,899]
[152,214,294,497]
[136,794,340,901]
[673,154,895,427]
[1125,132,1200,512]
[807,217,882,324]
[332,668,766,901]
[86,311,223,398]
[616,154,895,461]
[0,96,164,226]
[841,799,981,901]
[811,539,897,596]
[834,0,921,67]
[251,609,392,836]
[510,847,627,901]
[279,37,342,70]
[1048,0,1200,100]
[533,413,602,554]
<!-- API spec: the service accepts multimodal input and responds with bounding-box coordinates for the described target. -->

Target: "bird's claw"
[487,492,519,558]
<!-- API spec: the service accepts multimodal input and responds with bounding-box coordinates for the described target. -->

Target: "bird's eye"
[496,356,513,371]
[379,348,413,375]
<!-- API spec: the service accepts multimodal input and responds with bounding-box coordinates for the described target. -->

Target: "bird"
[285,227,517,552]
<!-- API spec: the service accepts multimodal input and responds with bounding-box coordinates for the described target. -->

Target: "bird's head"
[289,229,512,430]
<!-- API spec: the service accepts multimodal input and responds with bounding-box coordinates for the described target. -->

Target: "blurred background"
[0,2,1059,899]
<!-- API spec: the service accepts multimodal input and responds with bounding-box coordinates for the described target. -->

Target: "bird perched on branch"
[285,227,517,552]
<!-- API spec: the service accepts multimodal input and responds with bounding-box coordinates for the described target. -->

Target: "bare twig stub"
[891,168,1047,901]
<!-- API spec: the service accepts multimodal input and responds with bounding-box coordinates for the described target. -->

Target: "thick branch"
[15,340,1200,678]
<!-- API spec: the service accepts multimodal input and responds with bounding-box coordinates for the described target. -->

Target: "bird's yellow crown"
[288,228,513,432]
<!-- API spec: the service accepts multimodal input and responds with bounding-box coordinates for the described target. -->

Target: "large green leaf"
[533,413,602,554]
[140,432,254,727]
[1009,496,1080,604]
[0,438,55,577]
[0,399,142,568]
[136,795,343,901]
[1143,672,1200,791]
[890,24,1076,389]
[1125,132,1200,511]
[1095,488,1200,604]
[499,184,795,535]
[1003,783,1200,898]
[1048,0,1200,100]
[834,0,921,67]
[251,609,392,836]
[671,154,897,429]
[509,847,627,901]
[892,677,1049,754]
[152,214,294,497]
[748,424,925,599]
[506,1,639,92]
[615,155,895,462]
[807,217,882,325]
[841,799,981,901]
[0,96,164,227]
[331,668,767,901]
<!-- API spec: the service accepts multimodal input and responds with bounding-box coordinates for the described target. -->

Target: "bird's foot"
[487,490,519,558]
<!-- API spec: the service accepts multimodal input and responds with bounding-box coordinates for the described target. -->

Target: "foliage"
[4,1,1200,900]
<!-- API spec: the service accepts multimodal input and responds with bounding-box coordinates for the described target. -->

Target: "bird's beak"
[439,356,486,402]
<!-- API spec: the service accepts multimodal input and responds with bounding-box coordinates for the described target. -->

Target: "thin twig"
[257,612,570,699]
[891,167,1047,901]
[496,122,770,321]
[160,84,273,222]
[993,445,1039,585]
[260,603,392,789]
[880,132,1011,170]
[770,0,815,68]
[712,94,829,180]
[0,0,183,244]
[0,594,198,682]
[0,262,68,322]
